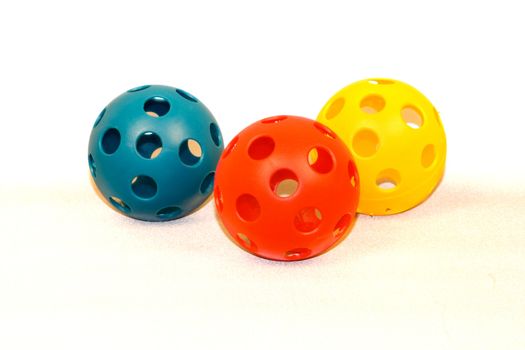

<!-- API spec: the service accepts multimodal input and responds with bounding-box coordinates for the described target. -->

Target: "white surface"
[1,0,524,349]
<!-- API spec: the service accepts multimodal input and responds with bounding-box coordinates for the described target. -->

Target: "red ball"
[214,116,360,261]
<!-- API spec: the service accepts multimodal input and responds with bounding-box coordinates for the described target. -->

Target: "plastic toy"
[88,85,223,221]
[214,116,359,261]
[317,78,446,215]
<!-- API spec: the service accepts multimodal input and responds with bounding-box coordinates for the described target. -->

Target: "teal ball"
[88,85,223,221]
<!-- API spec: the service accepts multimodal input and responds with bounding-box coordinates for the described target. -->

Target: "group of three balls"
[88,79,446,261]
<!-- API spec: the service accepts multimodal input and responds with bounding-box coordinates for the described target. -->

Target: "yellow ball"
[317,78,446,215]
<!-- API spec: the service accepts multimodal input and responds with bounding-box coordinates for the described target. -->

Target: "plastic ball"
[88,85,223,221]
[317,78,446,215]
[214,116,359,261]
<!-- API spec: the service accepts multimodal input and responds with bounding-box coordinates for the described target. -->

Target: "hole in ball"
[421,144,436,168]
[236,194,261,222]
[210,123,222,147]
[348,160,358,187]
[285,248,312,260]
[144,97,170,117]
[93,108,106,128]
[248,136,275,160]
[402,106,424,129]
[313,121,336,139]
[376,169,401,191]
[200,172,215,194]
[333,214,352,238]
[294,207,323,233]
[131,175,158,199]
[128,85,151,93]
[156,206,182,220]
[222,136,238,159]
[307,147,334,174]
[176,89,198,102]
[136,132,162,159]
[101,128,121,155]
[109,196,131,213]
[360,94,385,114]
[368,79,394,85]
[236,233,257,252]
[270,169,299,198]
[179,139,202,166]
[325,97,345,120]
[352,129,379,158]
[214,187,224,213]
[261,116,287,124]
[88,154,96,178]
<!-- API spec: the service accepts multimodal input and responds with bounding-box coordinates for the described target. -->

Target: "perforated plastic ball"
[214,116,359,261]
[317,78,446,216]
[88,85,223,221]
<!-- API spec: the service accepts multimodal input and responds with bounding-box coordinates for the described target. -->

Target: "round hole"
[88,154,96,178]
[285,248,312,260]
[325,97,345,120]
[248,136,275,160]
[131,175,158,199]
[210,123,222,147]
[101,128,121,155]
[156,206,182,220]
[222,136,238,159]
[352,129,379,157]
[313,122,336,139]
[144,97,170,117]
[376,169,401,191]
[236,233,257,252]
[261,116,287,124]
[93,108,106,128]
[348,160,357,187]
[109,196,131,213]
[402,106,424,129]
[136,132,162,159]
[270,169,299,198]
[200,172,215,194]
[421,144,436,168]
[307,147,333,174]
[360,95,385,114]
[236,194,261,222]
[214,187,223,212]
[333,214,352,238]
[179,139,202,166]
[128,85,151,92]
[176,89,198,103]
[294,207,322,233]
[368,79,394,85]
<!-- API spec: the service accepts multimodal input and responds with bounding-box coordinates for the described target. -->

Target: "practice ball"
[317,78,446,215]
[88,85,223,221]
[214,116,359,261]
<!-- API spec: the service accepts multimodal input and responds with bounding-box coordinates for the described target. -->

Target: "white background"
[1,0,524,349]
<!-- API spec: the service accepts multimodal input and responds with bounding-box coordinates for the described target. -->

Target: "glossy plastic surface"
[88,85,224,221]
[317,78,446,215]
[214,116,359,261]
